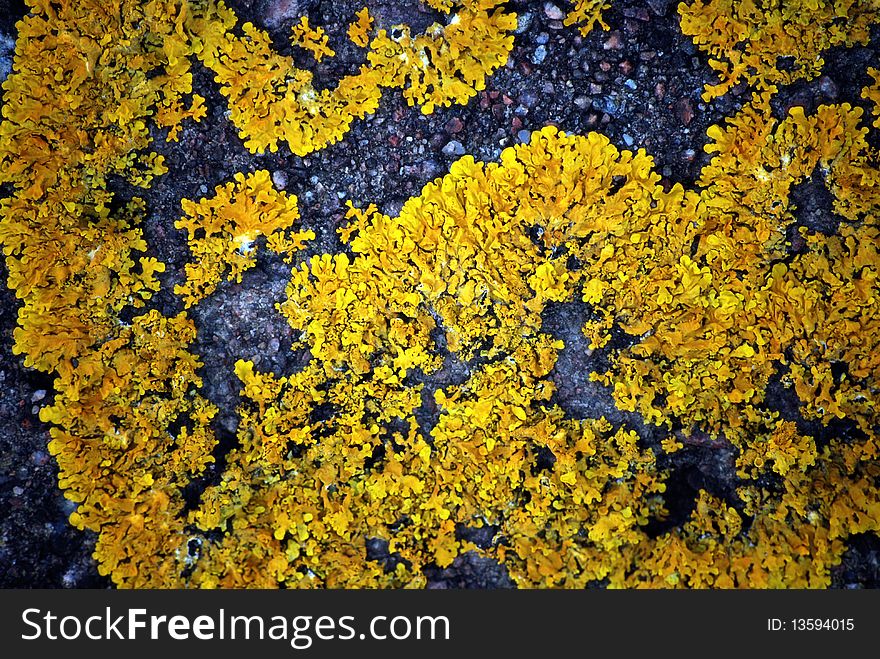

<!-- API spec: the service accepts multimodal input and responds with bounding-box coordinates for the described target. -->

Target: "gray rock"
[520,91,539,109]
[0,33,15,84]
[593,96,619,115]
[543,3,565,20]
[271,170,288,190]
[819,76,838,99]
[647,0,673,16]
[421,159,442,179]
[442,140,465,157]
[531,45,548,65]
[515,12,534,34]
[260,0,319,30]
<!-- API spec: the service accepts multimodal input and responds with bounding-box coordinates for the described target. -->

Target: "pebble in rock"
[532,45,548,65]
[594,96,619,115]
[520,90,539,108]
[442,140,466,157]
[544,3,565,20]
[517,130,531,144]
[271,170,288,190]
[515,12,533,34]
[818,76,838,99]
[603,33,622,50]
[445,117,464,134]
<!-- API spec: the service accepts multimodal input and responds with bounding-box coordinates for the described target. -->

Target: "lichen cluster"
[865,67,880,128]
[564,0,611,35]
[1,0,879,588]
[679,0,879,100]
[189,0,515,154]
[173,169,312,307]
[0,0,219,585]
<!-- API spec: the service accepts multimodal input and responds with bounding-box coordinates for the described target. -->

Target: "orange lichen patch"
[564,0,611,35]
[625,488,843,588]
[41,310,218,585]
[629,444,880,589]
[202,335,664,587]
[3,0,880,589]
[366,1,516,114]
[864,67,880,129]
[586,95,879,449]
[289,15,335,62]
[347,7,374,48]
[0,0,217,587]
[281,251,441,378]
[433,347,666,587]
[189,0,516,153]
[154,93,207,142]
[779,217,880,452]
[736,420,817,478]
[678,0,880,100]
[189,358,428,587]
[173,170,312,307]
[0,0,204,376]
[189,1,375,155]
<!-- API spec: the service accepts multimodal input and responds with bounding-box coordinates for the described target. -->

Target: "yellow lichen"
[564,0,611,35]
[173,170,312,307]
[347,7,374,48]
[289,16,335,62]
[2,0,879,590]
[188,0,516,153]
[0,0,204,376]
[679,0,880,100]
[367,1,516,114]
